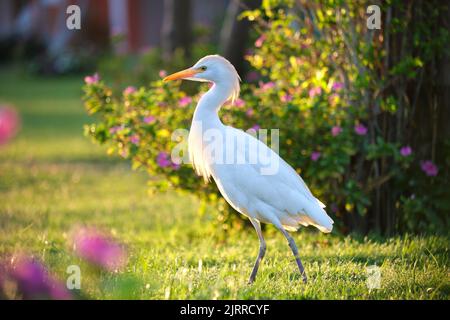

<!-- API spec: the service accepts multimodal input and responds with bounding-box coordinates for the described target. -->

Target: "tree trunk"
[219,0,261,75]
[161,0,192,60]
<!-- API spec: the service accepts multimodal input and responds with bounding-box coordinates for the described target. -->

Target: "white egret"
[163,55,333,283]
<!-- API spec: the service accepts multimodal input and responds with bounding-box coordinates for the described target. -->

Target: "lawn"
[0,68,448,300]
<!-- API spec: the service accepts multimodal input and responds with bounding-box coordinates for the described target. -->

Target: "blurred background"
[0,0,259,77]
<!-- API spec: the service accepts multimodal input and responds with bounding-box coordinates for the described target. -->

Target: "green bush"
[83,0,449,235]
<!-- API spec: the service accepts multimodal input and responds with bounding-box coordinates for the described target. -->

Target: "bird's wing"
[211,126,333,233]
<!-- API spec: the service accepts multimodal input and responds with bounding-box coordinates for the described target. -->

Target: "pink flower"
[311,151,321,161]
[354,124,368,136]
[309,87,322,98]
[400,146,412,157]
[235,98,245,108]
[159,70,167,78]
[109,125,124,134]
[246,108,254,117]
[143,115,156,124]
[331,126,342,136]
[123,86,137,95]
[157,152,171,168]
[0,106,20,145]
[73,228,127,271]
[281,93,293,103]
[84,72,100,84]
[421,160,438,176]
[130,134,140,145]
[178,96,192,107]
[259,81,275,91]
[255,34,266,48]
[250,124,261,131]
[332,82,344,91]
[8,256,72,300]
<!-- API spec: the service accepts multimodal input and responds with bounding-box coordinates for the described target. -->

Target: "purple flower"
[123,86,137,95]
[0,106,20,145]
[281,93,293,103]
[159,70,167,78]
[354,124,368,136]
[246,71,259,82]
[246,108,254,117]
[143,116,156,124]
[250,124,261,131]
[309,87,322,98]
[157,152,172,168]
[171,162,181,171]
[421,160,438,176]
[73,228,127,271]
[130,134,140,145]
[8,256,71,300]
[255,34,266,48]
[400,146,412,157]
[331,126,342,136]
[332,82,344,91]
[235,98,245,108]
[178,96,192,107]
[84,72,100,84]
[311,151,321,161]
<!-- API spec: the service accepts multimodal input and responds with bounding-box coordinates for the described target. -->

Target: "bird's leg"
[279,228,308,283]
[248,218,266,284]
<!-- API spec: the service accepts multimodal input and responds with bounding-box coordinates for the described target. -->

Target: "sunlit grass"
[0,68,448,299]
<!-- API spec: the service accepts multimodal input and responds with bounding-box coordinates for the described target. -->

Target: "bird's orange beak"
[163,68,202,82]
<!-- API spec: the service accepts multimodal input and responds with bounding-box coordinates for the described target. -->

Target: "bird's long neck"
[192,82,233,129]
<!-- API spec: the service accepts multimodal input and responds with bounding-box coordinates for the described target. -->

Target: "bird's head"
[163,55,241,102]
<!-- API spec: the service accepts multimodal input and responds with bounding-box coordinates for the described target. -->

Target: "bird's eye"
[199,66,207,71]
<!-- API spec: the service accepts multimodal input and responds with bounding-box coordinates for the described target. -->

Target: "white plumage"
[164,55,334,283]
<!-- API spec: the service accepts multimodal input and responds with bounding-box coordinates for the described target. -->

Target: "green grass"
[0,68,448,300]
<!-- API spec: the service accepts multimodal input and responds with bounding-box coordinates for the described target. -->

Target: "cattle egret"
[163,55,334,284]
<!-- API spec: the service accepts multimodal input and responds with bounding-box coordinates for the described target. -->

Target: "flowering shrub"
[83,0,449,234]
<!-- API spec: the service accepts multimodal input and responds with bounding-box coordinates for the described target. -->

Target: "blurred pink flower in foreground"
[179,96,192,107]
[84,73,100,84]
[309,87,322,98]
[123,86,137,95]
[400,146,412,157]
[73,228,127,271]
[331,126,342,137]
[0,106,20,145]
[6,256,71,299]
[421,160,438,176]
[311,151,321,161]
[255,34,266,48]
[354,123,368,136]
